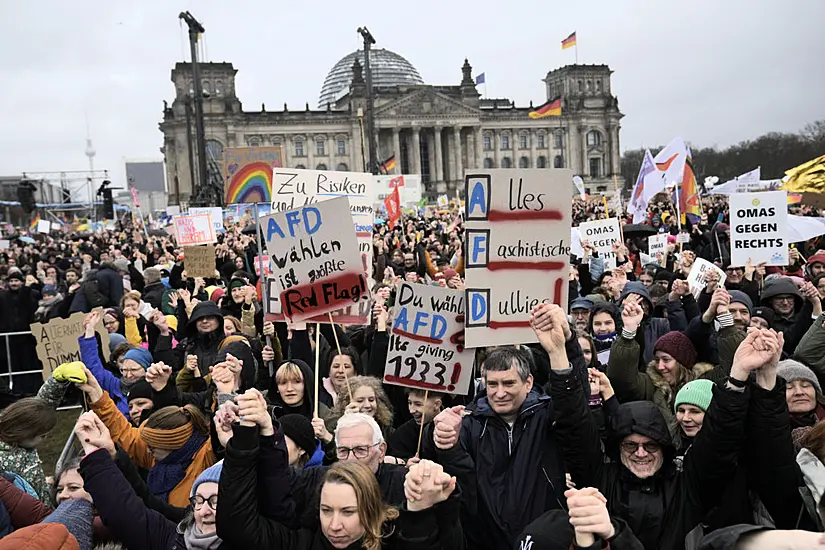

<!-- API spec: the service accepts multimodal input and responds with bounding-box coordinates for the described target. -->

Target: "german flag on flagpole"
[528,97,562,119]
[379,155,397,175]
[561,32,577,49]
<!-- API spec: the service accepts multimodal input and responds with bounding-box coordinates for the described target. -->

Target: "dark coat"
[217,423,463,550]
[142,281,167,310]
[548,367,750,550]
[182,301,226,377]
[69,264,124,313]
[80,448,229,550]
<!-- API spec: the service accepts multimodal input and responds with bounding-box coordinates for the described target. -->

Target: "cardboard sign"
[687,258,727,299]
[31,312,110,381]
[648,234,668,257]
[269,168,374,323]
[261,196,369,323]
[174,214,216,246]
[189,207,224,234]
[183,245,216,278]
[729,191,788,266]
[383,283,473,396]
[223,146,284,204]
[463,169,574,347]
[578,218,621,270]
[37,220,51,234]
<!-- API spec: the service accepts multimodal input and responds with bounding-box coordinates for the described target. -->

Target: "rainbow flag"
[379,155,397,175]
[28,213,40,233]
[528,97,562,119]
[561,32,577,50]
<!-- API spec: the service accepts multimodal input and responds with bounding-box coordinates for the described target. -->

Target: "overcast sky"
[1,0,823,197]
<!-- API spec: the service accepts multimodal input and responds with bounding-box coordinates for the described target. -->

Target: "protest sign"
[37,220,50,234]
[729,191,788,266]
[437,194,449,208]
[31,312,110,381]
[570,228,584,258]
[269,168,374,323]
[687,257,727,299]
[254,255,273,277]
[0,240,9,250]
[189,207,224,234]
[165,205,181,216]
[648,234,668,257]
[464,168,574,347]
[223,146,284,204]
[261,196,369,323]
[383,282,473,395]
[173,213,216,246]
[578,218,620,270]
[374,174,423,205]
[183,245,216,278]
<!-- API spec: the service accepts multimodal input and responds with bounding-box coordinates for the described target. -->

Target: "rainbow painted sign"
[223,146,283,204]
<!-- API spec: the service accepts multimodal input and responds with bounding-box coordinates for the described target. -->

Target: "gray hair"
[482,346,533,383]
[143,267,162,284]
[335,412,384,446]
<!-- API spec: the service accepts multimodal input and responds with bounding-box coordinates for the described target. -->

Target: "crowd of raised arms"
[1,193,825,550]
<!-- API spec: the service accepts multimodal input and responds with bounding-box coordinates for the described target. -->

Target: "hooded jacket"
[267,359,330,422]
[619,282,672,366]
[548,368,750,550]
[184,301,226,378]
[761,277,814,353]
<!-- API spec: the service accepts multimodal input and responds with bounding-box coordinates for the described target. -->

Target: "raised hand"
[145,362,172,391]
[210,364,237,395]
[236,389,273,436]
[530,303,569,353]
[731,328,781,382]
[75,366,103,404]
[214,401,240,447]
[566,487,614,546]
[312,417,333,443]
[588,368,614,401]
[404,460,457,511]
[621,300,644,334]
[75,411,115,458]
[432,406,464,450]
[84,310,101,338]
[262,345,275,363]
[702,288,731,323]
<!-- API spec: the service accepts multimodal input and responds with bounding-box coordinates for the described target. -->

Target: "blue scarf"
[146,432,208,502]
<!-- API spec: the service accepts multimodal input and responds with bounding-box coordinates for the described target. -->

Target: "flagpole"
[575,43,578,64]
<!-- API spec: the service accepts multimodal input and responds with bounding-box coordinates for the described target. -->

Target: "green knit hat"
[674,379,714,413]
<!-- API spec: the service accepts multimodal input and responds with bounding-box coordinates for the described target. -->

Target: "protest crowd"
[1,156,825,550]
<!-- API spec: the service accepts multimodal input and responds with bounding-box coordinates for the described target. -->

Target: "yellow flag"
[782,154,825,193]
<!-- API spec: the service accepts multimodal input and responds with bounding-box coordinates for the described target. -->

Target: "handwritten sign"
[687,257,727,299]
[729,191,788,266]
[578,218,620,270]
[648,233,668,257]
[173,214,216,246]
[464,169,573,347]
[261,196,369,323]
[0,240,9,250]
[31,312,110,381]
[37,220,51,234]
[223,146,284,204]
[383,283,473,395]
[189,207,224,234]
[374,174,423,206]
[183,245,216,278]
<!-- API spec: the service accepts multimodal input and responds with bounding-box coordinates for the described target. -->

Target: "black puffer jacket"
[549,367,750,550]
[183,300,225,377]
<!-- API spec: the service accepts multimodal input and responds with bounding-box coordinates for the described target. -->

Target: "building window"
[483,135,492,151]
[554,133,563,149]
[501,135,510,150]
[537,156,547,168]
[578,80,583,92]
[587,130,602,147]
[596,185,607,193]
[316,163,327,170]
[336,163,348,171]
[519,133,528,150]
[586,80,591,91]
[519,156,530,168]
[537,133,545,148]
[501,157,512,168]
[595,80,602,92]
[295,140,304,156]
[215,80,224,95]
[337,139,346,155]
[483,158,494,169]
[589,158,602,178]
[316,140,325,156]
[248,138,260,147]
[554,155,563,168]
[205,139,224,161]
[295,164,306,169]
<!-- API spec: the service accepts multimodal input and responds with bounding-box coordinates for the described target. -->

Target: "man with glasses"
[760,276,822,354]
[723,265,759,304]
[570,297,594,332]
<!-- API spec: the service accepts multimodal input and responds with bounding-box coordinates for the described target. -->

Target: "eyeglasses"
[336,442,380,460]
[725,267,743,273]
[190,495,218,511]
[120,366,144,375]
[621,441,661,455]
[773,296,796,303]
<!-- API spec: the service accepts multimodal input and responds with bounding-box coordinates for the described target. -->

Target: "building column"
[283,135,292,168]
[453,127,464,184]
[326,135,334,170]
[308,135,316,170]
[474,127,483,168]
[434,127,443,183]
[610,125,621,176]
[392,128,401,174]
[412,128,421,175]
[529,129,537,168]
[493,130,500,167]
[579,126,588,175]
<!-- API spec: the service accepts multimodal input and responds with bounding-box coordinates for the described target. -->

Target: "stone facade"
[159,55,624,205]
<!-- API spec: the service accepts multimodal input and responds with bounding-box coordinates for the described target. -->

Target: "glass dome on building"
[318,48,424,108]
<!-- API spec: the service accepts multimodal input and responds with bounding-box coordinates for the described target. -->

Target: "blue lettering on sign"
[393,307,410,332]
[471,234,487,264]
[267,217,285,240]
[469,181,488,217]
[412,312,447,340]
[471,292,487,323]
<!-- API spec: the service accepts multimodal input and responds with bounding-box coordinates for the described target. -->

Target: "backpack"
[83,271,109,308]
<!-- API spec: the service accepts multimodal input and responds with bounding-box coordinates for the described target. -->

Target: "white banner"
[648,233,668,257]
[261,196,369,323]
[729,191,788,266]
[173,213,217,246]
[383,283,473,396]
[464,169,573,347]
[189,207,224,233]
[687,258,727,299]
[578,218,621,270]
[374,174,422,205]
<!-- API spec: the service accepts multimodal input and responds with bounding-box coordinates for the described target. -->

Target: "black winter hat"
[279,414,316,458]
[513,510,573,550]
[126,378,153,403]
